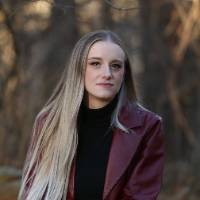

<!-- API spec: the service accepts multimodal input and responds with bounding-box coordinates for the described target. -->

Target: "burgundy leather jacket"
[67,102,165,200]
[25,102,164,200]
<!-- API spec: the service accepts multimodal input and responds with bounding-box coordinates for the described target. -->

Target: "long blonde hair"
[18,30,137,200]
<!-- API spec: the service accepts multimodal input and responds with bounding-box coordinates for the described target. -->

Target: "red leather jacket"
[67,102,165,200]
[25,102,164,200]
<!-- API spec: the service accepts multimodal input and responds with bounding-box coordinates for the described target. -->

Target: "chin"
[97,94,116,101]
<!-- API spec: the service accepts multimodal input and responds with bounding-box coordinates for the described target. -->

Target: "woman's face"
[84,40,125,108]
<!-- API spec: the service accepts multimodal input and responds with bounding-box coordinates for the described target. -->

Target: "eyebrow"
[88,57,123,63]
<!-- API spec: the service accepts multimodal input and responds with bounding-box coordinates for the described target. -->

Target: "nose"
[102,65,112,79]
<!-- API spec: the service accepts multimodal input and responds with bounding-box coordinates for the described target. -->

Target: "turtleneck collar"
[80,95,118,122]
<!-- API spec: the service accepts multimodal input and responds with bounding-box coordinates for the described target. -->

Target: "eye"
[89,61,101,67]
[111,63,122,70]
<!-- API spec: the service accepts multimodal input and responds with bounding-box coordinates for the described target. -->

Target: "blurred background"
[0,0,199,199]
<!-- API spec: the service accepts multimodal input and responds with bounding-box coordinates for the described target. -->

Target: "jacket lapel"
[103,102,144,199]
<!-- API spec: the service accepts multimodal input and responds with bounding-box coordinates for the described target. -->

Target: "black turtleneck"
[74,97,117,200]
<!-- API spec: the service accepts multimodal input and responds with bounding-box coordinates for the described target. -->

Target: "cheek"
[116,70,125,84]
[84,69,96,88]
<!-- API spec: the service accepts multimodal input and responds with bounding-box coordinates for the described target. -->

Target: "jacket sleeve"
[121,118,165,200]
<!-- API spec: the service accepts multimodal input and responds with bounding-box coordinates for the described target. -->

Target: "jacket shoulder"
[120,101,163,129]
[135,103,163,122]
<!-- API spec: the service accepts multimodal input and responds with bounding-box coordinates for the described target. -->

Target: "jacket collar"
[118,101,144,128]
[103,101,145,199]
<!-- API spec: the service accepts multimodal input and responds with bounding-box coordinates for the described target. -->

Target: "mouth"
[96,83,114,88]
[96,83,114,86]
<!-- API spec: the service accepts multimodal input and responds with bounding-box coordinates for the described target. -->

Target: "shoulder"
[118,102,165,149]
[33,110,50,136]
[119,101,163,130]
[35,110,49,124]
[135,102,163,124]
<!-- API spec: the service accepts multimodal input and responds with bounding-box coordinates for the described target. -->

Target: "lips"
[96,83,114,86]
[96,83,114,89]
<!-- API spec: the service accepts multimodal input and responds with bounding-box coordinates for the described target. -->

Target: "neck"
[85,97,115,109]
[80,95,118,123]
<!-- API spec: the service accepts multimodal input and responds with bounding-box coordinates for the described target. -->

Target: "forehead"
[88,41,125,61]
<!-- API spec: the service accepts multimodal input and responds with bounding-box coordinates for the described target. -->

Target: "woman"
[18,30,164,200]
